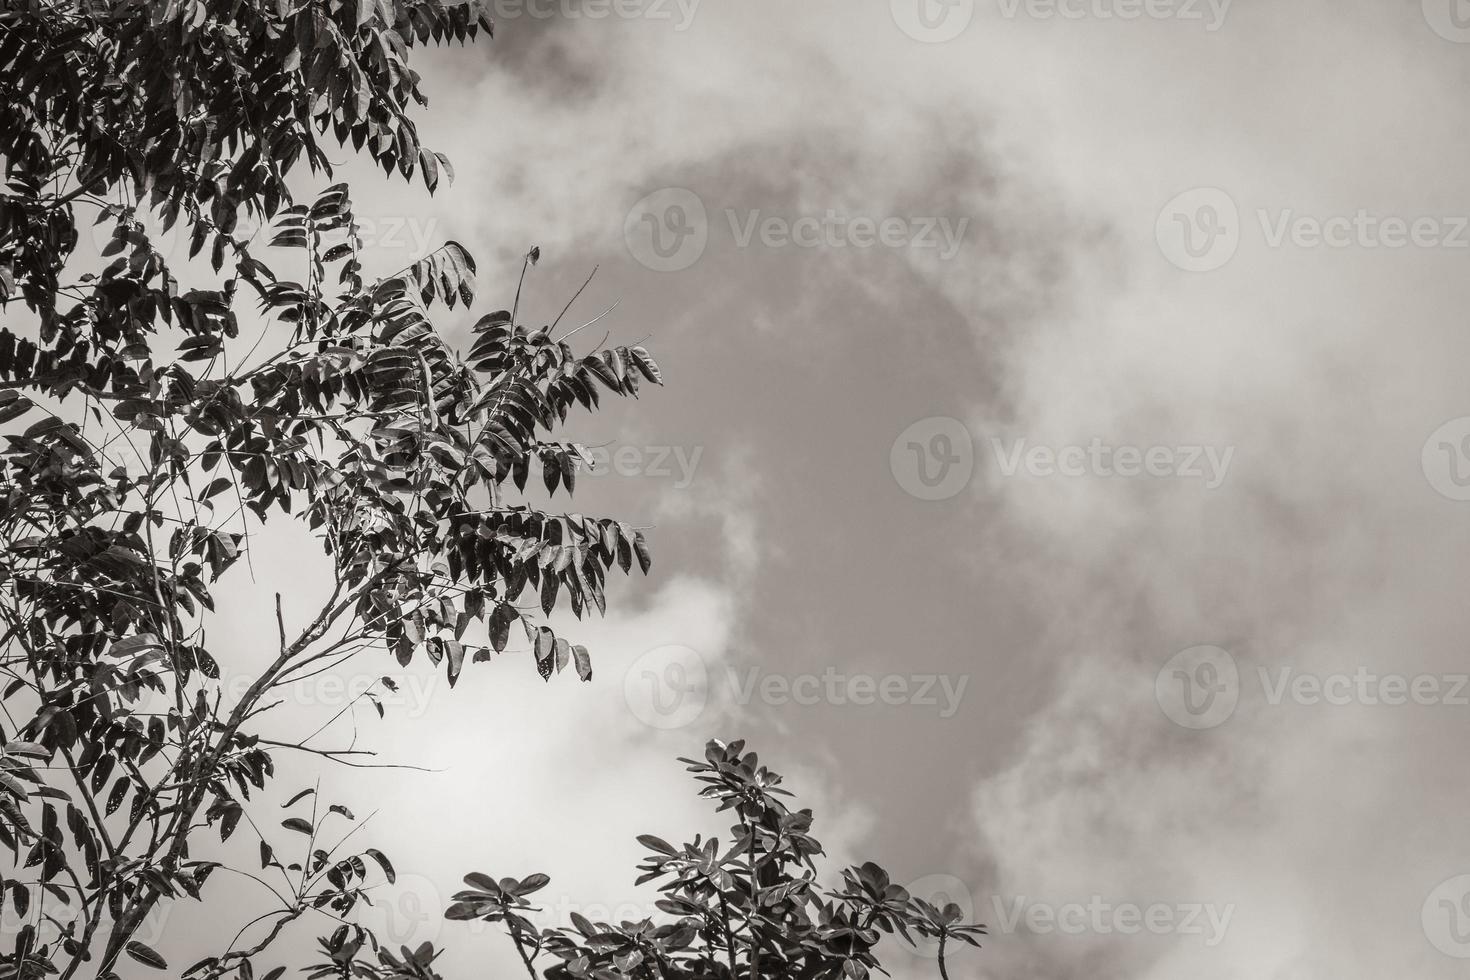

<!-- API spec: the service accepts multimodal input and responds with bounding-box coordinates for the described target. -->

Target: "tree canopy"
[0,4,986,980]
[449,739,985,980]
[1,2,660,977]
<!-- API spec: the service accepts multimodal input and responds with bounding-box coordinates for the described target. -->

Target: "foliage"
[450,740,986,980]
[0,1,661,978]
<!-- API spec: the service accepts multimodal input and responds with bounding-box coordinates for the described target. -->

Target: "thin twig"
[555,299,619,345]
[548,265,597,333]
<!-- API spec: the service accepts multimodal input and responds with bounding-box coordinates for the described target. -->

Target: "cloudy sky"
[140,2,1470,978]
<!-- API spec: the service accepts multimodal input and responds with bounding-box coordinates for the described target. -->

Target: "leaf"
[517,873,550,895]
[445,639,464,688]
[200,477,233,501]
[220,806,242,842]
[630,346,663,385]
[125,942,168,970]
[282,788,316,808]
[0,394,32,424]
[10,883,27,918]
[4,742,50,761]
[365,848,395,883]
[105,777,128,816]
[638,835,676,855]
[110,634,164,660]
[435,151,455,186]
[572,644,592,682]
[490,605,512,653]
[444,901,482,921]
[281,817,313,835]
[463,872,499,894]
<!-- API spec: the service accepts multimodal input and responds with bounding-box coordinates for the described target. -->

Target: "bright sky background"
[135,3,1470,978]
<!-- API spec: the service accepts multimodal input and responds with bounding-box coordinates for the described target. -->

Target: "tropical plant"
[0,1,662,978]
[450,739,986,980]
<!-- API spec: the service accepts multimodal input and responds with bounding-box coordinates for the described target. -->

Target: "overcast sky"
[141,3,1470,978]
